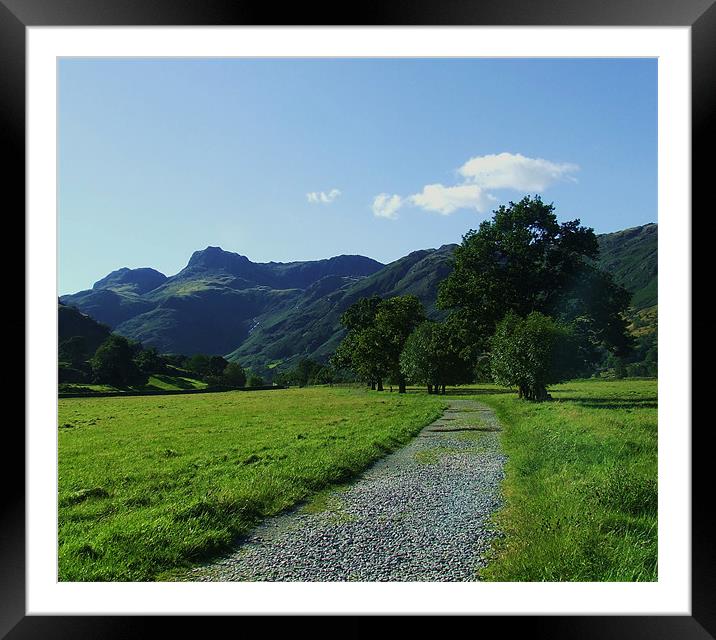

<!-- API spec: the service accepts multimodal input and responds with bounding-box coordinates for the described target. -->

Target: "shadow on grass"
[555,396,658,410]
[427,426,501,433]
[151,374,197,390]
[443,387,516,396]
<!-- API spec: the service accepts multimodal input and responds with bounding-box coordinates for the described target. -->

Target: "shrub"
[490,311,581,401]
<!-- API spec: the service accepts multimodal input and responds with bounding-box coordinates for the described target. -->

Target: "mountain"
[61,249,385,357]
[60,223,657,374]
[58,301,111,354]
[227,245,457,371]
[92,267,168,295]
[595,223,657,310]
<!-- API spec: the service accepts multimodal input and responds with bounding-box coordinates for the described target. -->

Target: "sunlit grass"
[472,379,657,581]
[58,387,445,581]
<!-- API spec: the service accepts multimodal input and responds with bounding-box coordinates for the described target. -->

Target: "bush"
[490,311,581,401]
[90,335,147,387]
[223,362,247,388]
[247,373,265,387]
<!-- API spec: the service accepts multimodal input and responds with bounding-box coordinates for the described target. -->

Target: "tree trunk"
[377,379,384,391]
[441,384,446,395]
[398,375,406,394]
[370,381,376,390]
[427,384,433,394]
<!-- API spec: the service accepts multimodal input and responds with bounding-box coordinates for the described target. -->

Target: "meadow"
[58,387,445,581]
[473,379,658,581]
[58,379,657,582]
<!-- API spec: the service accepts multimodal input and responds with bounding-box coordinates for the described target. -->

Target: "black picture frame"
[6,0,710,636]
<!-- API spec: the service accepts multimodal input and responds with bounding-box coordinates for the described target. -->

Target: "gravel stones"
[186,399,506,582]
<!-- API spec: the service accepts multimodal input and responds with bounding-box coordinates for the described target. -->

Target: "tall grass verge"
[474,379,657,581]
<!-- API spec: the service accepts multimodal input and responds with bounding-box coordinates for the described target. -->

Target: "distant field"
[58,387,445,581]
[58,368,208,395]
[472,379,658,581]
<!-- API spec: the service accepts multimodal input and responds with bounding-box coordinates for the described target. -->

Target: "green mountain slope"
[60,223,656,373]
[596,223,657,310]
[58,302,111,354]
[227,245,457,371]
[60,249,385,356]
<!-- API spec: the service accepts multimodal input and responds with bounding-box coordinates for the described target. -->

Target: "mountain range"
[60,223,657,375]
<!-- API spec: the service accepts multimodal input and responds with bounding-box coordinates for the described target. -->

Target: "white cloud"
[370,152,578,219]
[458,152,579,191]
[409,183,496,215]
[307,188,341,204]
[371,193,403,219]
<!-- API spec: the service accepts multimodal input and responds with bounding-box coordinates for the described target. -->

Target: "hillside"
[596,223,657,310]
[227,245,457,371]
[61,250,385,356]
[58,302,111,355]
[60,223,657,374]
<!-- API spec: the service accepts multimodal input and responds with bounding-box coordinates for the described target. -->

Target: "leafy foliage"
[332,294,425,392]
[247,372,265,387]
[438,196,631,364]
[221,362,247,388]
[59,336,88,366]
[274,358,336,387]
[490,311,582,401]
[90,335,147,387]
[400,321,472,393]
[134,347,164,374]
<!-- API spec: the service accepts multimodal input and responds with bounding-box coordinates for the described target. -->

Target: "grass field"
[471,379,657,581]
[59,367,208,395]
[58,379,657,582]
[58,387,445,581]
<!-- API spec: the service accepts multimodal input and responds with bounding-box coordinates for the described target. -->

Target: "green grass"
[58,387,445,581]
[144,374,208,391]
[58,370,208,395]
[470,379,657,582]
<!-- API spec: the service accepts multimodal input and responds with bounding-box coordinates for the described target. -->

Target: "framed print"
[6,0,712,636]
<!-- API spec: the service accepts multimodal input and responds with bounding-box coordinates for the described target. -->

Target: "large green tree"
[490,311,581,401]
[400,321,472,394]
[438,195,632,364]
[332,325,390,390]
[222,362,247,388]
[332,294,425,392]
[373,295,425,393]
[134,346,164,374]
[90,335,147,387]
[332,295,384,389]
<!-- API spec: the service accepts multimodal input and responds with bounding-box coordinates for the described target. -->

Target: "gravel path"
[185,399,506,582]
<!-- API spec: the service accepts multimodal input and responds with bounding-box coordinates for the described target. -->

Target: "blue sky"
[58,58,657,294]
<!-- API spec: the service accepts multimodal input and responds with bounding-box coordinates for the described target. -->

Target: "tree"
[134,346,164,374]
[437,195,631,362]
[340,295,383,331]
[373,295,426,393]
[90,335,147,387]
[332,326,390,390]
[186,354,212,378]
[208,355,229,377]
[59,336,87,366]
[400,321,472,394]
[332,294,425,392]
[288,358,330,387]
[489,311,581,401]
[332,296,386,390]
[222,362,247,388]
[247,372,265,387]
